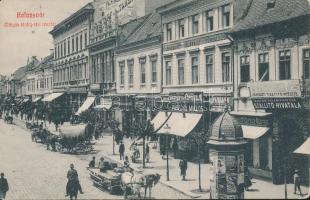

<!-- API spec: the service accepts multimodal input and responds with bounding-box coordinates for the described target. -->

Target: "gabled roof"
[117,14,150,44]
[121,12,161,46]
[12,67,26,81]
[232,0,310,32]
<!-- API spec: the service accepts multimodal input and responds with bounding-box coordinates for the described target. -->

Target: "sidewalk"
[95,134,310,199]
[11,117,310,199]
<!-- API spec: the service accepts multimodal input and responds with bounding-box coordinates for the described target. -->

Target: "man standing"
[293,169,303,196]
[179,159,188,181]
[88,156,96,168]
[0,173,9,200]
[145,143,150,163]
[119,141,125,160]
[66,164,83,196]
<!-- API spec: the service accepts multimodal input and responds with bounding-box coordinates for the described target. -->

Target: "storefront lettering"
[252,98,302,109]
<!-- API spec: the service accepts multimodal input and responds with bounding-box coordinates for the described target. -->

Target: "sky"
[0,0,92,76]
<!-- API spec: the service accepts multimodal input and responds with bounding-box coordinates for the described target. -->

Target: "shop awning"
[42,93,64,102]
[157,112,202,137]
[75,96,96,115]
[294,137,310,155]
[32,96,42,103]
[151,111,172,132]
[230,111,272,117]
[23,98,30,103]
[241,125,269,139]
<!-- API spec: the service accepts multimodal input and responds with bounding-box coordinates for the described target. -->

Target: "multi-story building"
[230,0,310,184]
[24,56,40,100]
[114,12,163,131]
[41,53,54,96]
[11,66,27,97]
[155,0,249,160]
[49,3,94,114]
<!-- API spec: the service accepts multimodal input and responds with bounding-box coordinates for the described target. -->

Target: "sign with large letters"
[252,98,302,109]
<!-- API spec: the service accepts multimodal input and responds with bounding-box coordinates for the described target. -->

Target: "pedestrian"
[293,169,303,196]
[119,141,125,160]
[124,156,130,169]
[172,137,178,158]
[98,157,105,172]
[179,159,188,181]
[89,156,96,168]
[244,166,252,191]
[145,143,150,163]
[0,173,9,200]
[66,164,83,196]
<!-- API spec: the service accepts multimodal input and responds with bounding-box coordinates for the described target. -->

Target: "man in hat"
[89,156,96,168]
[119,141,125,160]
[0,173,9,199]
[66,164,83,196]
[98,157,105,172]
[293,169,303,196]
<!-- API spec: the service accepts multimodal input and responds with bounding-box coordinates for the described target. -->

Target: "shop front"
[237,80,310,184]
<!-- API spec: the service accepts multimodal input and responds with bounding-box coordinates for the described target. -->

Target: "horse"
[67,180,79,200]
[121,171,161,199]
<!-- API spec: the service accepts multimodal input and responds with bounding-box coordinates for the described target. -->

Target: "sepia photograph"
[0,0,309,199]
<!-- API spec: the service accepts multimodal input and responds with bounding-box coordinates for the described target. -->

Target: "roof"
[38,53,54,70]
[49,3,94,36]
[117,14,150,44]
[232,0,310,32]
[156,0,194,14]
[12,66,26,81]
[121,12,161,46]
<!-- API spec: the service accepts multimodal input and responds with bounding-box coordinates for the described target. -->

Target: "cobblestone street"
[0,119,190,199]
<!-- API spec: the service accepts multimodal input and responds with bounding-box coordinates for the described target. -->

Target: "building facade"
[49,3,94,114]
[230,0,310,184]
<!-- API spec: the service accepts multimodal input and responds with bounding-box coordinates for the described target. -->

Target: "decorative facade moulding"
[127,59,134,64]
[238,41,255,55]
[163,32,227,52]
[175,51,186,58]
[203,45,215,53]
[163,53,173,59]
[298,34,310,46]
[149,53,158,61]
[189,48,200,56]
[275,38,297,50]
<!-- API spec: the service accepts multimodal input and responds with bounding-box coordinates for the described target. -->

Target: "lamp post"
[164,123,171,181]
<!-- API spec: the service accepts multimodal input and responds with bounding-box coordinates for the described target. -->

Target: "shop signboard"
[209,96,233,112]
[252,98,302,109]
[249,80,302,98]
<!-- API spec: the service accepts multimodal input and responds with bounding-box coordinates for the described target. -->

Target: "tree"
[131,119,154,168]
[189,131,208,192]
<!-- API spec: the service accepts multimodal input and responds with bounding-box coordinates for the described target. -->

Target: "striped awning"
[294,137,310,155]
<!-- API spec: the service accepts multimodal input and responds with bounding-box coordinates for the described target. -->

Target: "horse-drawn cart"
[88,163,124,194]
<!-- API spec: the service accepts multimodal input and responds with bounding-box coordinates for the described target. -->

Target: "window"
[119,62,125,85]
[178,18,185,38]
[166,23,172,41]
[68,39,70,55]
[192,57,199,84]
[64,41,66,56]
[80,34,83,50]
[84,32,87,47]
[140,58,146,84]
[303,49,310,79]
[259,53,269,81]
[128,60,134,85]
[72,38,74,52]
[206,54,213,83]
[151,60,157,83]
[60,43,63,57]
[206,10,214,32]
[222,5,231,27]
[165,61,172,85]
[222,52,231,82]
[240,56,250,82]
[192,14,199,34]
[76,36,79,52]
[178,59,185,85]
[279,50,291,80]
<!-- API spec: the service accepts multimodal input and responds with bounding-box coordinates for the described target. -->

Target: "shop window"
[166,23,172,41]
[178,59,185,85]
[151,60,157,83]
[192,56,199,84]
[192,14,199,35]
[279,50,291,80]
[222,52,231,82]
[178,18,185,38]
[128,60,134,86]
[206,10,214,32]
[240,55,250,82]
[206,54,213,83]
[140,58,146,84]
[119,62,125,85]
[303,49,310,79]
[165,60,172,85]
[222,5,231,28]
[259,53,269,81]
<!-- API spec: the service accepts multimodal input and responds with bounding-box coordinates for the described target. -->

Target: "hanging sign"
[252,98,302,109]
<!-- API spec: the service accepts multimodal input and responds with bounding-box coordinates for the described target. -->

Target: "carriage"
[88,161,124,194]
[53,123,94,154]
